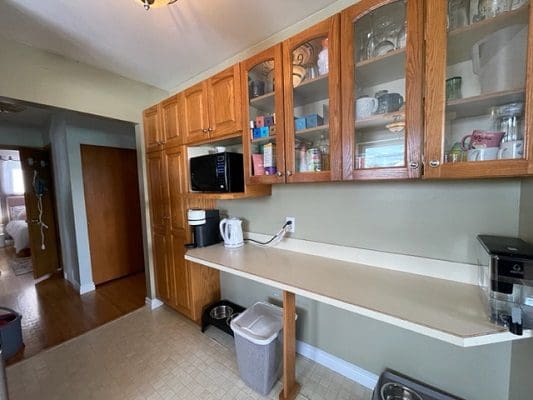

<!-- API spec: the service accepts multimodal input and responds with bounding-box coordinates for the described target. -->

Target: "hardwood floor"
[0,247,146,365]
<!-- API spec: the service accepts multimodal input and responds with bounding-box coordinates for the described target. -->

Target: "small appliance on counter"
[186,209,221,248]
[219,217,244,248]
[372,369,463,400]
[189,152,244,193]
[477,235,533,335]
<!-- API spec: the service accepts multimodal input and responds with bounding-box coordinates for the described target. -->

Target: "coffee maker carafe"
[186,209,221,248]
[477,235,533,335]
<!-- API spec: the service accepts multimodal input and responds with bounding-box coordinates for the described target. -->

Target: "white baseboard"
[79,282,96,295]
[145,297,164,310]
[296,340,378,390]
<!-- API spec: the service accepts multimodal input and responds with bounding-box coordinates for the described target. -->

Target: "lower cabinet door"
[152,227,172,303]
[169,229,191,315]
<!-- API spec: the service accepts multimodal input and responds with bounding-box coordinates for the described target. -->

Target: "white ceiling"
[1,0,339,91]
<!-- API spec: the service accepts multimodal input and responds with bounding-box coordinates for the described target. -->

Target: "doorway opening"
[0,97,147,365]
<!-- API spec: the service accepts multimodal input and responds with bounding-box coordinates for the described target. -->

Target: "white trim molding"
[145,297,164,310]
[296,341,379,390]
[79,282,96,295]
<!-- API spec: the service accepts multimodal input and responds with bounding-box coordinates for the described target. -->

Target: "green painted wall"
[218,180,528,399]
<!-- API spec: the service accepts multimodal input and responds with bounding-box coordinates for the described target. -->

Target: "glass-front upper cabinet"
[242,44,286,184]
[341,0,424,180]
[425,0,532,178]
[282,16,341,183]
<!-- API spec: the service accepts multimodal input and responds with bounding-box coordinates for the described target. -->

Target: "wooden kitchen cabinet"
[145,145,220,322]
[282,15,342,183]
[424,1,533,178]
[183,65,242,144]
[161,94,183,147]
[242,44,287,184]
[143,105,162,153]
[341,0,424,180]
[152,225,172,304]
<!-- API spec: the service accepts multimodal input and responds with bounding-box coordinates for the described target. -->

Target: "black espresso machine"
[185,209,221,248]
[477,235,533,335]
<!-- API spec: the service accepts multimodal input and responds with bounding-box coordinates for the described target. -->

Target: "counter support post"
[279,290,301,400]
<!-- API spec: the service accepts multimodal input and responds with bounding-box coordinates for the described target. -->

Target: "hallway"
[0,247,146,364]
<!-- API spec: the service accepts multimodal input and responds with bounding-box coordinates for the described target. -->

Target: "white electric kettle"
[219,218,244,248]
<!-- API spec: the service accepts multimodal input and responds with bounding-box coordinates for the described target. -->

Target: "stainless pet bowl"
[380,382,423,400]
[210,305,233,320]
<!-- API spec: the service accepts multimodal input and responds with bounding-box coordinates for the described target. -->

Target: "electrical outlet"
[285,217,295,233]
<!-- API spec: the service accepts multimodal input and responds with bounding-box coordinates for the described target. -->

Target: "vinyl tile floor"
[6,306,373,400]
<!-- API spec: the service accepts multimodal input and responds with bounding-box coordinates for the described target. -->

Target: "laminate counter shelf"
[186,243,532,347]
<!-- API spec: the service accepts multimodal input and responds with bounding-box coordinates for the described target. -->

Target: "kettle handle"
[219,219,228,242]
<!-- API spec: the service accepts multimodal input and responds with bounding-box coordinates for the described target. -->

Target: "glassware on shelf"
[490,102,524,142]
[448,0,470,30]
[473,0,512,22]
[317,39,329,76]
[306,148,322,171]
[318,134,330,171]
[446,76,463,100]
[396,21,407,49]
[249,79,265,99]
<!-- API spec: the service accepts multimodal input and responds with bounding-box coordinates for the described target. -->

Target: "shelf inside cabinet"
[355,48,406,87]
[447,7,529,65]
[446,88,525,119]
[294,125,329,144]
[251,135,276,144]
[249,91,275,113]
[293,74,329,107]
[356,136,404,147]
[355,111,405,129]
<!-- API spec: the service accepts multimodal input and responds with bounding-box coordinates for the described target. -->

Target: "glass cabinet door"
[242,45,286,184]
[341,0,424,180]
[283,16,341,182]
[425,0,532,178]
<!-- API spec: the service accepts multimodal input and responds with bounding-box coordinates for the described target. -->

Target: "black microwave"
[190,152,244,193]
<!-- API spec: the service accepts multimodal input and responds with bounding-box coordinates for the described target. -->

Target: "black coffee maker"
[477,235,533,335]
[186,209,221,248]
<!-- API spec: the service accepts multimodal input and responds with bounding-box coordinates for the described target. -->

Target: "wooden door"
[19,148,60,279]
[146,151,169,229]
[208,65,243,138]
[152,225,172,303]
[161,95,183,148]
[143,105,162,153]
[424,1,532,178]
[341,0,424,180]
[81,145,144,285]
[282,16,342,183]
[169,229,191,314]
[164,146,185,231]
[183,82,210,144]
[241,44,287,185]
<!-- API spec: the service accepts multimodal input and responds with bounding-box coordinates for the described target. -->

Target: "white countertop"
[186,243,531,347]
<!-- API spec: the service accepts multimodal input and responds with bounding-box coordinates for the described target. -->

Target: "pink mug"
[461,130,505,150]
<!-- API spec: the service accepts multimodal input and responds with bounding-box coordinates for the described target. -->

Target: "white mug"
[497,140,524,160]
[467,147,499,161]
[355,97,378,120]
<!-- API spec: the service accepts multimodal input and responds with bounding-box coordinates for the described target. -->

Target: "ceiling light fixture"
[137,0,178,10]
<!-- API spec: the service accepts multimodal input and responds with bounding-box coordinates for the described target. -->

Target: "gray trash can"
[0,307,23,360]
[230,302,285,396]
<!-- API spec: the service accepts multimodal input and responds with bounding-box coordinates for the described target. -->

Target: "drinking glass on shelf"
[448,0,470,30]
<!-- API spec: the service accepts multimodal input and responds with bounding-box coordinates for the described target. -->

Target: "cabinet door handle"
[286,170,293,176]
[202,128,208,133]
[409,161,420,169]
[276,171,284,177]
[207,127,214,132]
[429,160,440,168]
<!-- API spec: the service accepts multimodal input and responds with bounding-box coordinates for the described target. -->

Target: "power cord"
[244,220,293,247]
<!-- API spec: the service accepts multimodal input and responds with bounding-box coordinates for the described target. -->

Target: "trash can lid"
[230,302,284,345]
